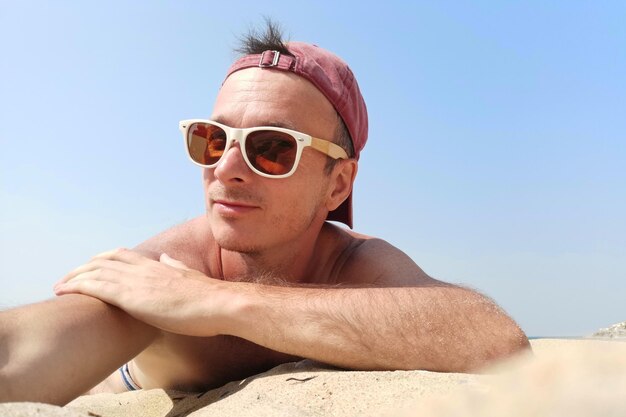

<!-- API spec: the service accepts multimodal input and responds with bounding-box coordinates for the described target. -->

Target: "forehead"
[211,68,337,135]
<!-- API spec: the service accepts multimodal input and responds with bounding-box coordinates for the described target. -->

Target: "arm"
[223,239,528,372]
[55,241,529,373]
[0,295,157,405]
[229,282,527,371]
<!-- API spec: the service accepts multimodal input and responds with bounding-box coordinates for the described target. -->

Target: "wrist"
[215,281,266,339]
[207,280,256,337]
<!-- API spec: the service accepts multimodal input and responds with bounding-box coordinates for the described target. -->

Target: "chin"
[214,234,261,254]
[210,216,262,254]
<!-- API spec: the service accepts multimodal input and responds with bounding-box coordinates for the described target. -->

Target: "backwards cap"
[224,41,368,229]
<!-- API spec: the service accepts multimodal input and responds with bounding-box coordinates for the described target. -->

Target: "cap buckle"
[259,50,281,67]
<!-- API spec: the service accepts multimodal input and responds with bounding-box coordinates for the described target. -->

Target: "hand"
[54,248,232,336]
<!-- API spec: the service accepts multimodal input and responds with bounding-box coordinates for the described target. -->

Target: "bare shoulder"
[133,215,216,274]
[323,223,437,287]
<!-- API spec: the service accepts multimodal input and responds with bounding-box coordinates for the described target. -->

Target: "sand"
[1,338,625,417]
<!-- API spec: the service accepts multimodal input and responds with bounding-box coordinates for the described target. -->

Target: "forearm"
[227,284,529,372]
[0,295,158,405]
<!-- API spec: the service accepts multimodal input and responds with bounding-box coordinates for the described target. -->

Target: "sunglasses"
[179,119,348,178]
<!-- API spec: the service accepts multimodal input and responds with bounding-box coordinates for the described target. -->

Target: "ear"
[326,159,358,212]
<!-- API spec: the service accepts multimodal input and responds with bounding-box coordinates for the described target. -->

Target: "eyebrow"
[211,115,299,131]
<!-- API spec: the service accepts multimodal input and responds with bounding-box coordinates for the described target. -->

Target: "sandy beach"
[2,336,625,417]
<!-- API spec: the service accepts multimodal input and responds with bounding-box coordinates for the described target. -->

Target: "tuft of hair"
[324,116,355,174]
[235,18,356,172]
[235,18,292,57]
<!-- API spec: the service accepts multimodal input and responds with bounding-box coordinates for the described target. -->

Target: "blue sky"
[1,1,624,336]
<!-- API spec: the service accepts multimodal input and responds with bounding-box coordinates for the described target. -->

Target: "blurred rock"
[590,320,626,339]
[398,339,626,417]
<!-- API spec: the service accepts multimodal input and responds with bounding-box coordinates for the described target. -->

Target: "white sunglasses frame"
[179,119,349,179]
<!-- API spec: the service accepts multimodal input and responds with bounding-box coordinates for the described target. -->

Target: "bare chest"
[133,333,299,391]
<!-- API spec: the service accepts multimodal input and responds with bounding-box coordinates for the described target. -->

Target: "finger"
[54,271,122,307]
[54,267,120,292]
[159,253,190,270]
[55,258,124,287]
[56,248,148,286]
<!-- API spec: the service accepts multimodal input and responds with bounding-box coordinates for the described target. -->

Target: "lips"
[209,186,263,217]
[212,199,259,217]
[213,199,257,209]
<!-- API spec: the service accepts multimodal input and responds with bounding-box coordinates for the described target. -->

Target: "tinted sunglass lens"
[246,131,297,175]
[188,123,227,165]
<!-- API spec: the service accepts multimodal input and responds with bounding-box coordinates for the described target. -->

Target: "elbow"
[499,319,531,355]
[468,296,532,370]
[475,322,531,371]
[509,326,531,353]
[507,325,531,356]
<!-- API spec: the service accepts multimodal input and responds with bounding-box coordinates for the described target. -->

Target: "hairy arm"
[230,282,527,371]
[226,239,529,372]
[55,238,529,373]
[0,295,157,405]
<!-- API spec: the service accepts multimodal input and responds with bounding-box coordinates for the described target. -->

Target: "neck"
[219,223,324,284]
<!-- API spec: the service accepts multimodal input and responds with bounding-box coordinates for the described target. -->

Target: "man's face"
[204,68,340,254]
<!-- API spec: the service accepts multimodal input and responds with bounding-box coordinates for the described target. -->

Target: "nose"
[212,141,254,183]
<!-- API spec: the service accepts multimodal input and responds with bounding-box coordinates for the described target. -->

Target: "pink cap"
[224,42,368,228]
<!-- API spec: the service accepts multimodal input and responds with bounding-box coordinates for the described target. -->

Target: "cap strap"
[227,52,296,79]
[259,50,281,67]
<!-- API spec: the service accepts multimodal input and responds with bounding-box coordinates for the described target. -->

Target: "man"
[0,23,529,405]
